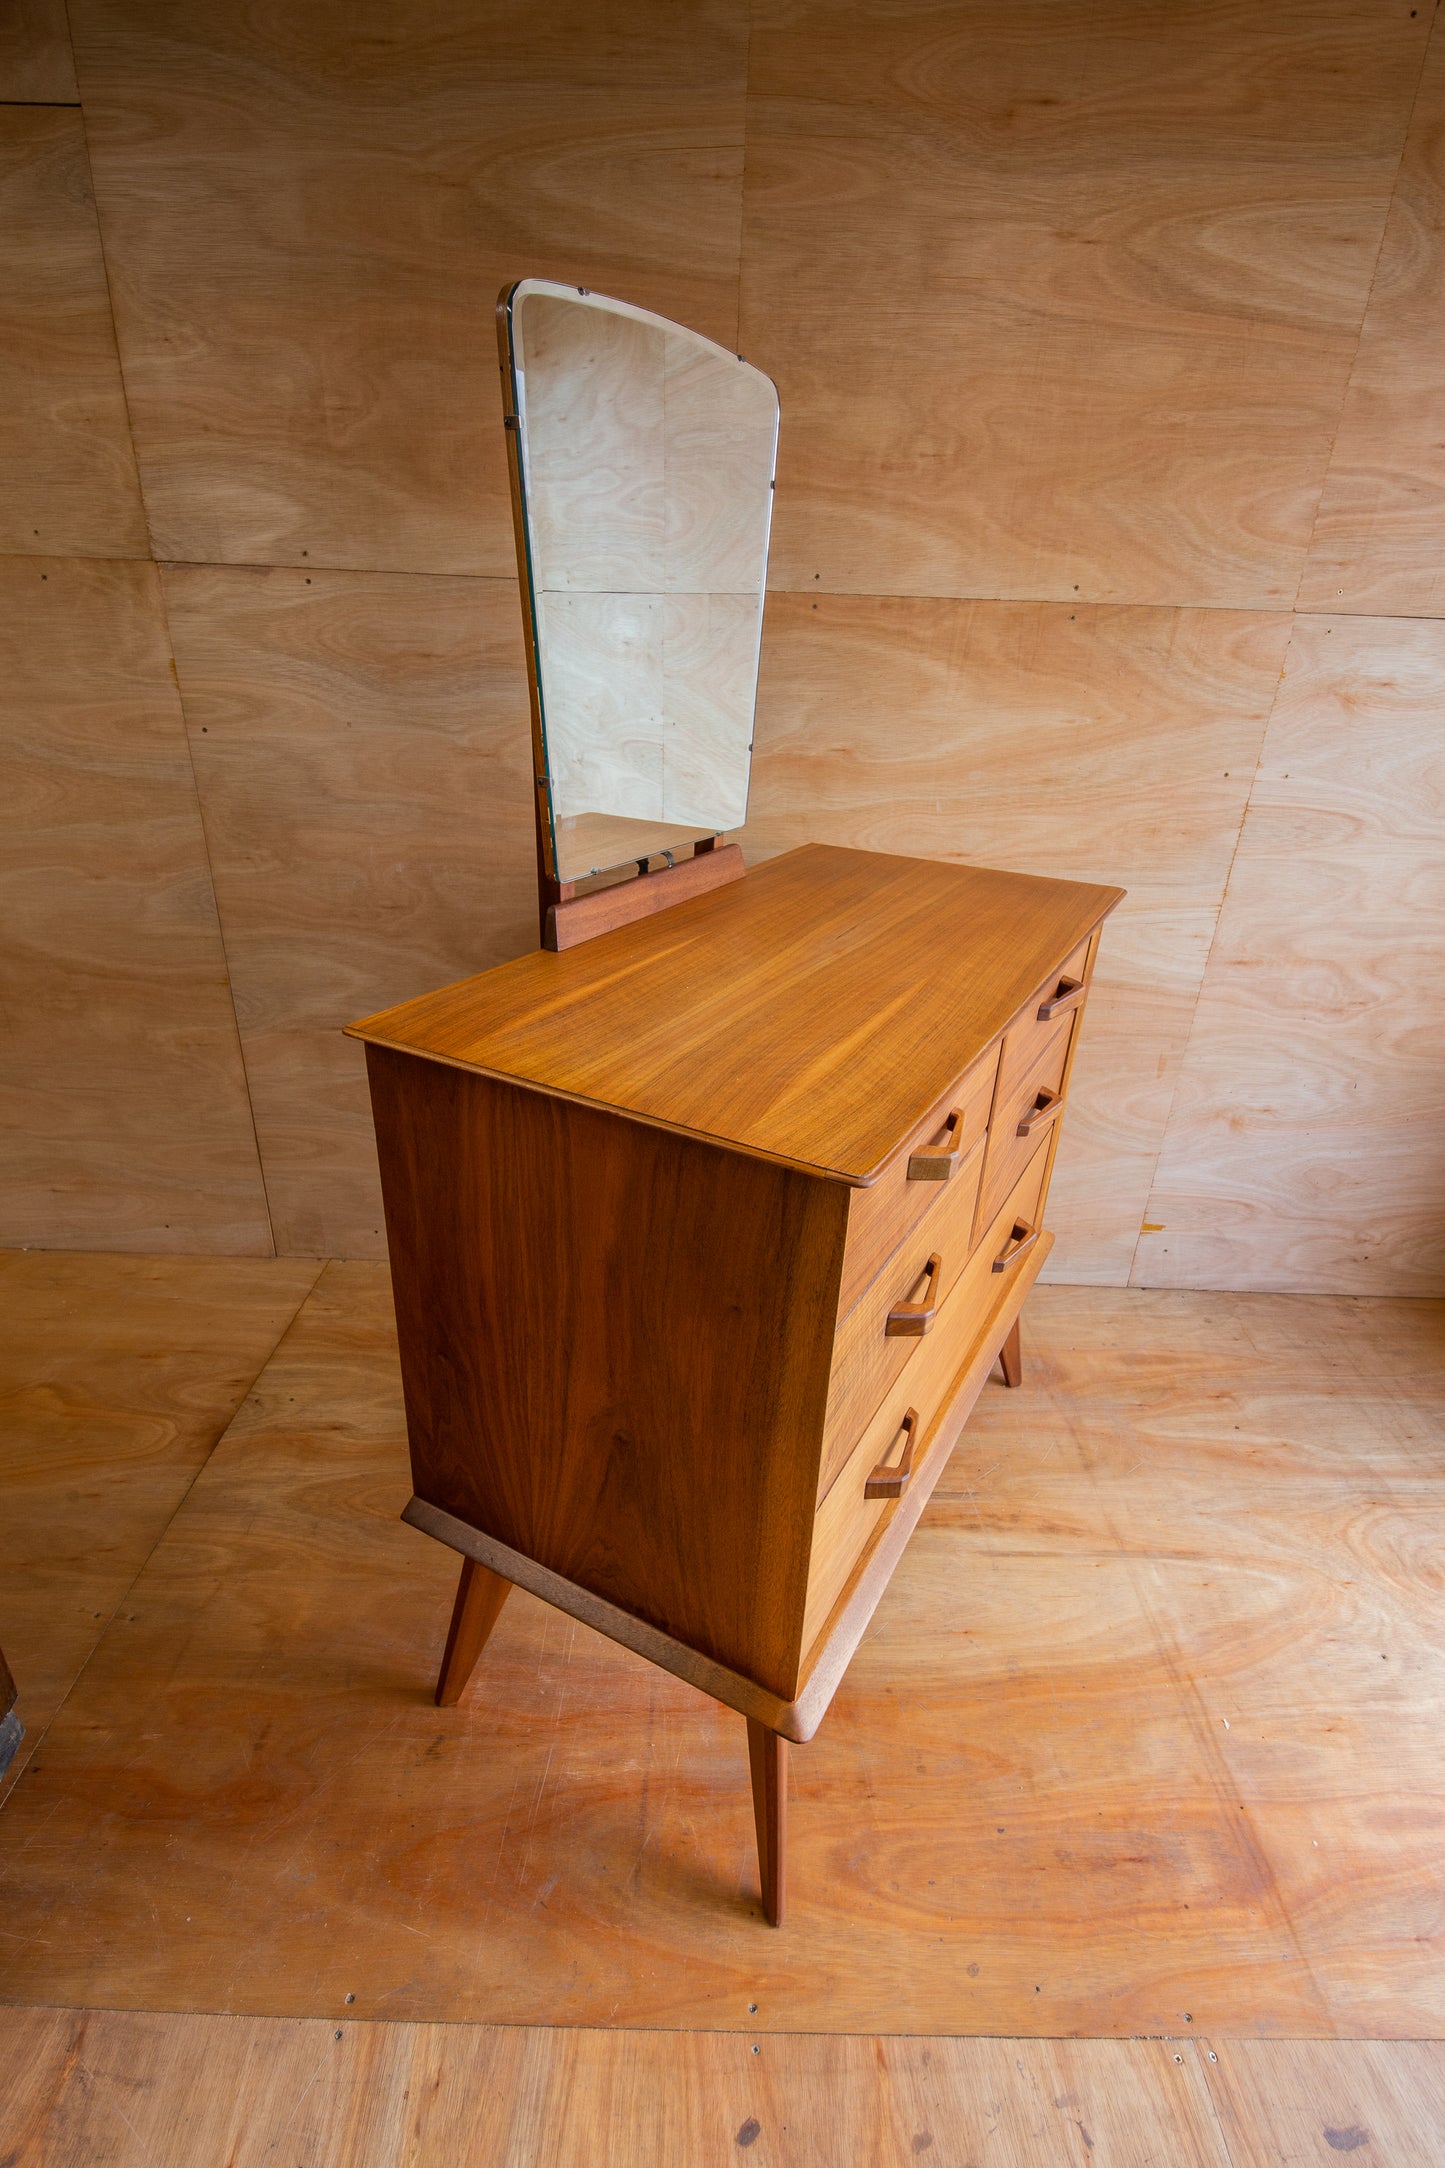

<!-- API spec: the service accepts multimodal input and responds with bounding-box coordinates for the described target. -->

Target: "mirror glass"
[503,281,779,885]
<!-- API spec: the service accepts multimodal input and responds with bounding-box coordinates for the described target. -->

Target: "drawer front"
[817,1129,986,1504]
[975,935,1092,1235]
[836,1047,999,1320]
[803,1138,1052,1656]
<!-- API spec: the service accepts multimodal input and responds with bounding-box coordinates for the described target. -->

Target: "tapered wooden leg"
[998,1316,1023,1389]
[746,1717,789,1927]
[434,1557,511,1706]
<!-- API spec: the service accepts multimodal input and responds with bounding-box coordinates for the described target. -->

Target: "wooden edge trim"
[401,1229,1051,1749]
[545,844,746,951]
[789,1228,1055,1740]
[344,874,1124,1189]
[400,1494,805,1739]
[351,1035,867,1190]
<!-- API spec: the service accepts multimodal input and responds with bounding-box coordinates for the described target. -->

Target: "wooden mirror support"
[532,821,747,954]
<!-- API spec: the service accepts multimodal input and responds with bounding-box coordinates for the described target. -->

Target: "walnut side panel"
[367,1045,846,1700]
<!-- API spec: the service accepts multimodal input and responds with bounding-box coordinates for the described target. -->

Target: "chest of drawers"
[350,843,1122,1923]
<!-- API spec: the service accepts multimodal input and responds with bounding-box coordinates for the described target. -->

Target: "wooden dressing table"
[350,842,1121,1923]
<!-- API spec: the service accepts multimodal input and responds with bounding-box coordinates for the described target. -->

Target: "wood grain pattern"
[0,557,273,1251]
[803,1148,1051,1655]
[742,0,1429,609]
[951,1281,1445,2035]
[0,0,79,100]
[161,564,536,1257]
[0,2006,1295,2167]
[1299,16,1445,617]
[744,597,1289,1278]
[818,1131,984,1492]
[10,0,1432,1296]
[796,1242,1057,1702]
[745,1718,788,1926]
[516,291,772,600]
[369,1046,847,1699]
[352,845,1122,1186]
[433,1557,512,1707]
[1201,2038,1445,2165]
[0,109,147,558]
[838,1051,998,1318]
[1140,614,1445,1295]
[404,1196,1049,1743]
[68,0,750,572]
[976,1009,1074,1234]
[403,1493,816,1742]
[0,1251,320,1802]
[7,0,1433,1297]
[1,1262,1440,2033]
[535,589,760,846]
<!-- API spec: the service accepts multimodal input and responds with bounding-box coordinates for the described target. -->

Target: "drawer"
[817,1128,986,1506]
[974,935,1092,1235]
[802,1137,1052,1657]
[836,1046,999,1320]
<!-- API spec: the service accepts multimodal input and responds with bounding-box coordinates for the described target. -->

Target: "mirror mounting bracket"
[538,835,746,954]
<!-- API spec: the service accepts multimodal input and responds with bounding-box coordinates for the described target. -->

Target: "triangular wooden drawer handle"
[992,1218,1040,1273]
[886,1254,942,1336]
[908,1108,968,1182]
[1037,975,1085,1021]
[866,1408,919,1499]
[1017,1086,1063,1138]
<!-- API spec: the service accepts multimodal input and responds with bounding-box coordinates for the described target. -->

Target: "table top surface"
[347,845,1124,1184]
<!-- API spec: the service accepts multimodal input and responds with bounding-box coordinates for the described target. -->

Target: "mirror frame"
[496,279,780,904]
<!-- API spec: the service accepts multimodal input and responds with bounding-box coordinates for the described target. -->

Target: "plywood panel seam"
[7,2008,1429,2168]
[764,587,1351,616]
[0,0,79,103]
[1293,603,1445,624]
[2,2006,1417,2047]
[735,2,756,357]
[154,572,281,1255]
[156,559,517,587]
[1124,617,1300,1287]
[4,1275,1442,2032]
[69,95,156,564]
[1048,1339,1333,2023]
[1121,1553,1334,2031]
[1288,12,1441,614]
[0,1253,325,1806]
[1136,612,1445,1293]
[1188,2040,1248,2168]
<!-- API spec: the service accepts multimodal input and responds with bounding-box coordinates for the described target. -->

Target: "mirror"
[500,281,780,886]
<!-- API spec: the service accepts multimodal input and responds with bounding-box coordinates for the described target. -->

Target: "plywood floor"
[0,1257,1442,2157]
[5,2006,1445,2168]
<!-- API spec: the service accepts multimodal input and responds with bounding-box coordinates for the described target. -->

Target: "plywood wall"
[2,0,1441,1292]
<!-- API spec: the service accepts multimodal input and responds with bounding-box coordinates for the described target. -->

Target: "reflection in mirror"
[503,282,779,885]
